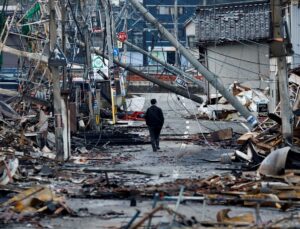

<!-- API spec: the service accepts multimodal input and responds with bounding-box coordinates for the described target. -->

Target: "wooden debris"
[216,208,254,225]
[210,128,233,141]
[1,186,69,215]
[241,193,282,208]
[237,132,259,144]
[130,205,164,229]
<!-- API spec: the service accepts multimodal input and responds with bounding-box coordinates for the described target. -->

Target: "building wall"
[185,20,198,54]
[144,0,199,46]
[123,52,144,66]
[143,0,199,65]
[2,35,24,69]
[185,20,195,39]
[290,1,300,69]
[206,43,269,89]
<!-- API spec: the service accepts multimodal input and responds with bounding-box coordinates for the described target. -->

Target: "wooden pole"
[49,0,64,161]
[0,43,48,62]
[278,57,293,143]
[101,0,117,124]
[270,0,293,144]
[131,205,164,229]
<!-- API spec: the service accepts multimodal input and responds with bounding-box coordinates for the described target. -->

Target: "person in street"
[145,99,164,152]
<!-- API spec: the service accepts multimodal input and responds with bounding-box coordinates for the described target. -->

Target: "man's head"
[151,99,157,105]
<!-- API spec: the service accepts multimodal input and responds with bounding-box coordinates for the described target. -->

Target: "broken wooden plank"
[216,208,254,225]
[69,103,77,133]
[80,168,154,176]
[0,89,50,107]
[130,205,164,229]
[251,137,274,151]
[210,128,233,141]
[0,42,48,63]
[237,132,259,144]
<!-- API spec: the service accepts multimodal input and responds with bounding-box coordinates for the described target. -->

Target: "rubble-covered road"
[1,93,300,228]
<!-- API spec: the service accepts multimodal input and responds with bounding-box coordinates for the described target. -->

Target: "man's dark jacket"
[145,105,164,128]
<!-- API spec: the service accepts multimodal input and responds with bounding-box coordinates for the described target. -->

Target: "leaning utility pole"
[95,50,204,104]
[49,0,64,161]
[270,0,293,144]
[128,0,258,127]
[76,40,204,103]
[124,40,204,91]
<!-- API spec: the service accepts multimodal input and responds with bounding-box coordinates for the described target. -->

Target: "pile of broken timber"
[237,123,283,156]
[123,172,300,228]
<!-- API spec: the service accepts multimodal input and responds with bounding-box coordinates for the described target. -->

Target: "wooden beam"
[0,43,48,63]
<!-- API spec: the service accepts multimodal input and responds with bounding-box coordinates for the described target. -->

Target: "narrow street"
[1,93,299,228]
[1,0,300,228]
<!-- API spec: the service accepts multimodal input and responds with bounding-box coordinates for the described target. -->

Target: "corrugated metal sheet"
[196,1,270,44]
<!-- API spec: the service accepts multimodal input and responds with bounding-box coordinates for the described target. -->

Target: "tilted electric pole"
[124,40,205,91]
[128,0,258,127]
[76,40,204,103]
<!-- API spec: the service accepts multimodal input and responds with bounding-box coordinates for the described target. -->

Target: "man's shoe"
[157,147,160,150]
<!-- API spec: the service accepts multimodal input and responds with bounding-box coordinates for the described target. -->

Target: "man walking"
[145,99,164,152]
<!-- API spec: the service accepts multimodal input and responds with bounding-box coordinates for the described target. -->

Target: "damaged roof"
[195,1,271,44]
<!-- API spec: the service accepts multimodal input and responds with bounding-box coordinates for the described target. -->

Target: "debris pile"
[1,99,300,227]
[120,171,300,227]
[192,82,269,121]
[232,116,300,172]
[204,71,300,174]
[0,186,73,224]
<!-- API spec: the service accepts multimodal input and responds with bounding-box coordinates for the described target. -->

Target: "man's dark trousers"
[148,126,161,151]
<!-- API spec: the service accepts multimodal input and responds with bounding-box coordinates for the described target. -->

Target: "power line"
[205,47,270,66]
[199,52,269,79]
[67,0,85,41]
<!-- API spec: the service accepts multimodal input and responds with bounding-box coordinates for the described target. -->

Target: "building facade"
[287,0,300,70]
[142,0,199,67]
[194,0,271,89]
